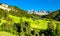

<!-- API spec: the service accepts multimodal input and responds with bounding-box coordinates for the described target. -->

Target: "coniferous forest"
[0,3,60,36]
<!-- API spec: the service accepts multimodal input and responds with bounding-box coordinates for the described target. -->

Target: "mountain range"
[0,3,60,21]
[0,3,60,36]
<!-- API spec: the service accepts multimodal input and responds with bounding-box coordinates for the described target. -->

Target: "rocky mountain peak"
[28,10,50,15]
[0,3,12,11]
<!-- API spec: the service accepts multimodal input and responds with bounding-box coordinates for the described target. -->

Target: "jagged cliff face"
[36,10,50,15]
[0,3,17,12]
[0,4,12,11]
[28,10,50,15]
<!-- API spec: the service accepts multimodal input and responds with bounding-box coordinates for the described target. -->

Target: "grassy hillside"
[0,14,60,36]
[46,9,60,21]
[0,8,60,30]
[0,31,16,36]
[0,3,60,36]
[0,14,59,30]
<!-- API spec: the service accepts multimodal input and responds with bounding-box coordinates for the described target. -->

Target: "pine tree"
[56,23,60,36]
[48,21,55,36]
[19,18,25,36]
[24,21,31,36]
[4,10,9,20]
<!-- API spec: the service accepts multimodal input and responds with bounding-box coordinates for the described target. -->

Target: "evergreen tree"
[48,21,55,36]
[56,23,60,36]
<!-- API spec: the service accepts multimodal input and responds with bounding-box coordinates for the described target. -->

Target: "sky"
[0,0,60,11]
